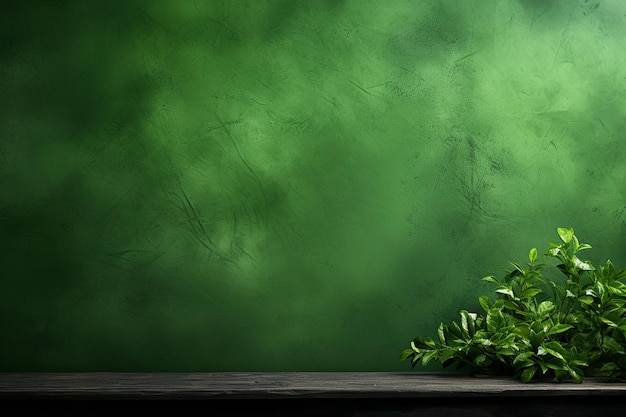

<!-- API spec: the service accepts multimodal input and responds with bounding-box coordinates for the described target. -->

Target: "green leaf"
[537,301,555,316]
[529,248,538,263]
[486,309,506,333]
[439,348,455,365]
[509,262,525,274]
[546,324,573,336]
[496,287,514,297]
[400,349,414,361]
[473,354,487,366]
[541,342,566,361]
[600,317,618,327]
[542,361,566,371]
[520,367,537,383]
[411,355,421,367]
[495,346,518,356]
[460,311,470,338]
[598,362,620,373]
[520,287,541,298]
[460,310,477,336]
[482,275,499,284]
[449,321,464,340]
[413,336,436,349]
[503,300,519,311]
[437,324,447,344]
[513,351,534,365]
[568,367,584,384]
[608,283,626,297]
[572,256,595,271]
[513,323,530,339]
[421,350,439,366]
[577,295,594,305]
[617,318,626,331]
[557,227,574,244]
[475,338,492,347]
[546,247,560,257]
[478,296,491,312]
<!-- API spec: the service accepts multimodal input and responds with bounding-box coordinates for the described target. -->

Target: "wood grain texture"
[1,372,626,400]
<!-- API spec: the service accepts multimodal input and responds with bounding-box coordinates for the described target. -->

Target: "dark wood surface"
[1,371,626,400]
[3,372,626,417]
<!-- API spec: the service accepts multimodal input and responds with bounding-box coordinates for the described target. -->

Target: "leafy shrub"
[400,227,626,383]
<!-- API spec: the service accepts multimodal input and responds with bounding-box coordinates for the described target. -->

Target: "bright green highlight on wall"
[1,0,624,371]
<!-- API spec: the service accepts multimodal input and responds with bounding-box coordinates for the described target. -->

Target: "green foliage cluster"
[401,228,626,383]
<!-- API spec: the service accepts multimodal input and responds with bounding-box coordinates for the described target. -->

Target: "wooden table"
[2,372,625,416]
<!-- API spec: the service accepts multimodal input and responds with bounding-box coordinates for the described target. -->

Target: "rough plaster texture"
[1,0,624,371]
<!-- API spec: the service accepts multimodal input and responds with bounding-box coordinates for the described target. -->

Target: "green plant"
[400,227,626,383]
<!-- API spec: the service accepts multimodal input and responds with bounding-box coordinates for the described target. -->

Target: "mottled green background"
[1,0,624,371]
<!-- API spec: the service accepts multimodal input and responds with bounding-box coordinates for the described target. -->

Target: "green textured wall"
[1,0,624,371]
